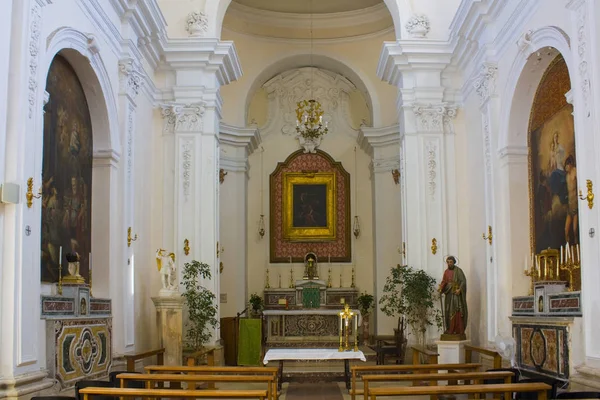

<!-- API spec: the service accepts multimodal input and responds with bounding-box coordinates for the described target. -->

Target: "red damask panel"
[270,150,351,262]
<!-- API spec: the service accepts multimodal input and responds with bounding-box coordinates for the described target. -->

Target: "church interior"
[2,0,600,399]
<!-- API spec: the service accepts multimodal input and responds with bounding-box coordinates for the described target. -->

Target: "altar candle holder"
[58,261,63,296]
[351,267,356,288]
[289,267,295,288]
[559,244,581,292]
[524,264,536,296]
[265,268,271,289]
[327,268,332,288]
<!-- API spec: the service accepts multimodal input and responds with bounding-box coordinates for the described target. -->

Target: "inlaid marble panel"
[513,322,568,381]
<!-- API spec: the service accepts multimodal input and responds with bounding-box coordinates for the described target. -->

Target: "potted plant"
[357,292,374,344]
[248,293,264,317]
[181,260,219,351]
[379,264,442,347]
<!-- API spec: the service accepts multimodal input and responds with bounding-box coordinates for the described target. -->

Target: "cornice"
[220,123,261,155]
[222,25,395,44]
[358,124,400,155]
[224,2,392,33]
[377,40,454,87]
[158,39,242,86]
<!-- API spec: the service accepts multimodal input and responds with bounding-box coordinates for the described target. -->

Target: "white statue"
[156,249,177,294]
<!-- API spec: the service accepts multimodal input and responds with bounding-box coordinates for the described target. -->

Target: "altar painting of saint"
[293,184,328,228]
[529,55,579,254]
[41,55,93,282]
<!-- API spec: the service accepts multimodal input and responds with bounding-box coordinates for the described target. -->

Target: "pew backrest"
[79,387,268,400]
[367,382,551,400]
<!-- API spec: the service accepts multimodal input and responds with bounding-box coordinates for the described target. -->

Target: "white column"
[117,57,145,352]
[219,124,260,317]
[567,0,600,376]
[159,38,241,345]
[359,126,401,336]
[378,41,457,341]
[0,1,53,393]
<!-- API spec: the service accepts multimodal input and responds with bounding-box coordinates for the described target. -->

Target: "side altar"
[263,279,360,346]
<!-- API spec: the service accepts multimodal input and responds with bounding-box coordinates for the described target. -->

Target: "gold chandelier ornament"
[296,100,328,139]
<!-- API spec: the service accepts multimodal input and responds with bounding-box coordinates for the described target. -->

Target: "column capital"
[473,63,498,107]
[118,57,145,102]
[410,102,457,133]
[220,123,262,173]
[160,102,206,134]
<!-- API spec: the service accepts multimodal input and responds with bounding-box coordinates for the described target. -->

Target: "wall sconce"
[258,214,266,238]
[391,169,400,185]
[26,177,42,208]
[183,239,190,255]
[353,216,361,238]
[579,179,594,209]
[482,225,493,245]
[431,238,437,255]
[127,227,138,247]
[219,168,228,184]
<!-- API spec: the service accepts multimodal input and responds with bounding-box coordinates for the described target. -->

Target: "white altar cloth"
[263,348,366,364]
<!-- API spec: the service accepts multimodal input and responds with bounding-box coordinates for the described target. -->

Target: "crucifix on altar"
[338,303,358,352]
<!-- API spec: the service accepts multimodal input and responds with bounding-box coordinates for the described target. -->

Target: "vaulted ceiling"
[232,0,383,14]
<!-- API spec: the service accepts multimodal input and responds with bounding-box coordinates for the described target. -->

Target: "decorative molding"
[297,136,322,154]
[43,91,50,106]
[405,14,430,38]
[185,11,208,37]
[181,139,193,200]
[358,124,400,155]
[262,67,355,137]
[483,114,492,175]
[86,34,100,55]
[126,104,134,180]
[425,141,437,198]
[575,4,591,117]
[161,103,206,134]
[28,4,42,119]
[474,63,498,105]
[517,29,534,55]
[118,58,144,100]
[412,103,457,132]
[372,156,400,173]
[219,123,261,154]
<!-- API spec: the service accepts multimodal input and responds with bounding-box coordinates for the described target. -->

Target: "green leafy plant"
[248,293,264,316]
[357,292,375,316]
[379,264,442,346]
[181,260,218,350]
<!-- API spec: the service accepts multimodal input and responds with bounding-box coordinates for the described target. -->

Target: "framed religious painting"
[282,171,336,241]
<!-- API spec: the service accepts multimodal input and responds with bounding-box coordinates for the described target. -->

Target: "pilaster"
[117,57,145,352]
[159,38,241,345]
[474,62,503,341]
[358,125,401,337]
[219,123,260,317]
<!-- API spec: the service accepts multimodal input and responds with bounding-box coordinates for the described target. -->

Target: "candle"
[59,246,62,264]
[289,256,292,264]
[339,314,343,334]
[577,244,580,262]
[560,246,563,264]
[536,256,540,278]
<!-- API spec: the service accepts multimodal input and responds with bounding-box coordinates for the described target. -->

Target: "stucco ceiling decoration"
[223,1,393,39]
[233,0,383,14]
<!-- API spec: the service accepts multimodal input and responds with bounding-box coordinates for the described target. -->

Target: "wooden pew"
[411,345,439,365]
[79,386,268,400]
[362,370,514,400]
[367,382,551,400]
[350,362,482,400]
[464,344,502,369]
[117,372,277,400]
[123,348,165,372]
[145,365,279,398]
[186,347,216,367]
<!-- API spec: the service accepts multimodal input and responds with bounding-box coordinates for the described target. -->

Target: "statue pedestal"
[435,339,470,364]
[152,295,184,365]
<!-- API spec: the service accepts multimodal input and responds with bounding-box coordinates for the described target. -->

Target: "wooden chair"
[371,318,407,365]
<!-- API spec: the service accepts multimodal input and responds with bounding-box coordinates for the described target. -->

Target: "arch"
[499,26,573,151]
[243,53,381,127]
[45,27,121,156]
[204,0,403,40]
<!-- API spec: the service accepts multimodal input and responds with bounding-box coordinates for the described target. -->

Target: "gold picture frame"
[282,171,336,241]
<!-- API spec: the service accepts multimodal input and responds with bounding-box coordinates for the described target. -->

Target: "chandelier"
[295,0,328,141]
[296,100,328,139]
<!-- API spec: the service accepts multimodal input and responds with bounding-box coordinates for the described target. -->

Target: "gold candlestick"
[58,262,63,296]
[327,268,332,288]
[559,256,581,292]
[278,273,281,288]
[351,267,355,288]
[265,268,270,289]
[524,266,536,296]
[289,267,295,288]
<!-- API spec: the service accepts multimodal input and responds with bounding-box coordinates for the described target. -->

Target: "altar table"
[263,348,366,390]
